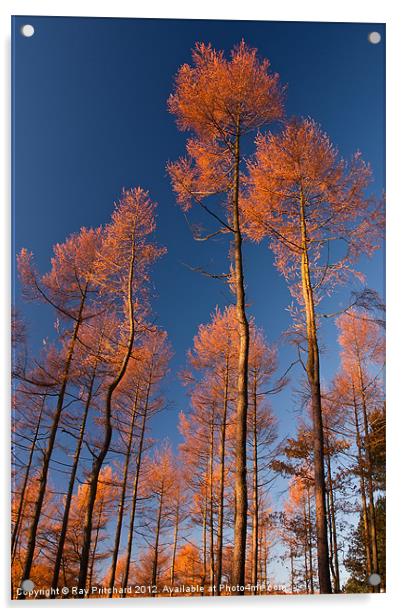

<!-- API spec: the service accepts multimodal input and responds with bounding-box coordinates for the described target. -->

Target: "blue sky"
[12,16,385,587]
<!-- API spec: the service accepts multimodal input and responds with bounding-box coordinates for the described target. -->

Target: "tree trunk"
[169,502,180,595]
[290,549,295,594]
[12,393,46,561]
[215,357,229,594]
[87,501,103,595]
[263,534,268,590]
[304,548,309,592]
[303,501,310,593]
[251,372,259,593]
[77,235,137,592]
[122,370,153,594]
[231,119,250,593]
[18,289,87,597]
[209,404,215,594]
[306,486,314,593]
[299,190,331,593]
[352,386,372,575]
[326,489,336,588]
[108,384,140,589]
[326,449,340,592]
[151,485,164,592]
[51,365,97,592]
[258,525,264,592]
[358,365,379,588]
[201,490,207,594]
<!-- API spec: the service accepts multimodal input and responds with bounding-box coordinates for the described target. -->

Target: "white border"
[1,1,401,614]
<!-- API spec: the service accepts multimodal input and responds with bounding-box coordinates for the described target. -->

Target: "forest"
[11,40,385,598]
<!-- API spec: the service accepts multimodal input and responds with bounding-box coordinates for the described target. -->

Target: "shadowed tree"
[186,306,238,592]
[50,312,120,592]
[244,118,383,592]
[77,188,166,591]
[107,353,148,591]
[336,309,385,588]
[121,330,171,594]
[344,496,385,593]
[174,543,204,590]
[11,472,58,596]
[321,394,350,593]
[180,305,280,594]
[57,465,119,590]
[246,327,278,591]
[12,384,48,562]
[330,370,374,583]
[16,227,102,593]
[282,477,315,593]
[168,41,284,590]
[168,468,189,594]
[142,444,176,593]
[178,378,220,595]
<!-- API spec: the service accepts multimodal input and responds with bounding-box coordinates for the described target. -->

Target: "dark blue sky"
[12,16,384,455]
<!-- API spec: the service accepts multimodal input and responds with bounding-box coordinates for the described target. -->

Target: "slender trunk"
[251,372,259,593]
[201,490,207,594]
[51,365,97,592]
[263,534,268,589]
[151,485,164,592]
[307,486,314,593]
[108,384,140,589]
[304,549,309,593]
[215,357,229,594]
[61,558,67,588]
[169,502,180,595]
[299,189,331,593]
[231,119,250,592]
[352,386,372,574]
[326,484,335,583]
[209,405,215,594]
[326,448,340,592]
[303,501,310,593]
[122,370,153,593]
[358,365,379,586]
[77,233,137,592]
[12,393,46,560]
[258,525,263,592]
[290,549,295,594]
[18,289,87,596]
[87,501,103,595]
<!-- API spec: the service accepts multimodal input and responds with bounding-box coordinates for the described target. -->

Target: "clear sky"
[12,16,385,586]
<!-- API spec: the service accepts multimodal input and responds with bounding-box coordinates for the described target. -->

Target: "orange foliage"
[94,188,166,306]
[243,118,384,302]
[337,309,385,376]
[17,227,102,318]
[167,41,284,211]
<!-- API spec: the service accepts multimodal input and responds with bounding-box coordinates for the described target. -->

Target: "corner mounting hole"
[368,31,381,44]
[21,579,35,592]
[368,573,381,586]
[21,24,35,38]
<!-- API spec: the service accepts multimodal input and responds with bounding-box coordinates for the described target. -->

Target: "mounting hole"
[21,579,35,592]
[21,24,35,38]
[368,573,381,586]
[368,31,381,45]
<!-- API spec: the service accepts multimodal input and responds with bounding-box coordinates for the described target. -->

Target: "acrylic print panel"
[11,16,385,600]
